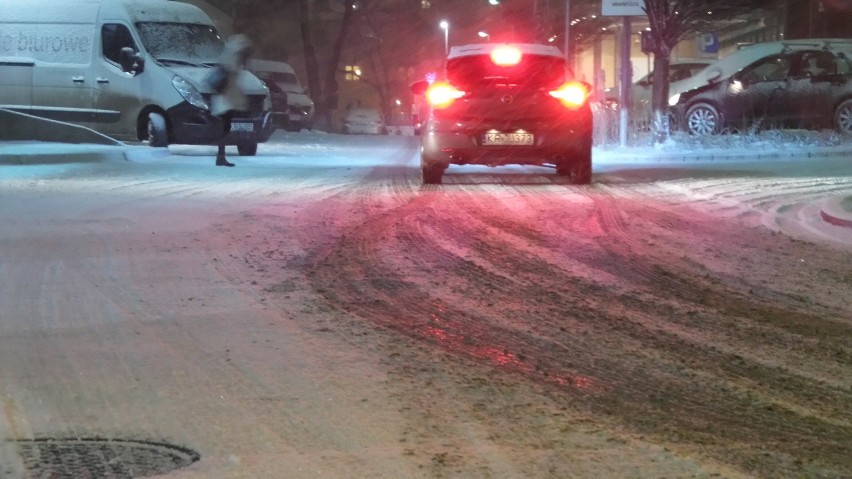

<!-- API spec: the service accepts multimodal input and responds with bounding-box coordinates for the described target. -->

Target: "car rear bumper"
[421,118,592,166]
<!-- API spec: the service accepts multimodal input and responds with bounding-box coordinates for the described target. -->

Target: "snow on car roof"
[448,43,564,60]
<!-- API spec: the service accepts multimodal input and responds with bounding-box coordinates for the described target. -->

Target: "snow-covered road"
[1,132,850,478]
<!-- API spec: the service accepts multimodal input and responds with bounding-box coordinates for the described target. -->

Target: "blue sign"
[699,33,719,54]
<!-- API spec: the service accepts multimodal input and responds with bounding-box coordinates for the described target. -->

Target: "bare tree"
[344,0,429,126]
[296,0,357,131]
[642,0,775,141]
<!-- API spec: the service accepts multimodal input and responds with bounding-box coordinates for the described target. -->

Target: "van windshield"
[136,22,223,64]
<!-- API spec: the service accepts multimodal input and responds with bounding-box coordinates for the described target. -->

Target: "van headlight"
[668,93,681,107]
[262,83,272,111]
[172,76,209,110]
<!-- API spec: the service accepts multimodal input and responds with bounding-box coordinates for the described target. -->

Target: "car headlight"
[172,75,209,110]
[668,93,681,107]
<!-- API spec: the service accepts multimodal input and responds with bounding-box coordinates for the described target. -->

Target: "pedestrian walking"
[207,34,253,167]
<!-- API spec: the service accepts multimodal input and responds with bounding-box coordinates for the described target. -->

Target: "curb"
[0,152,129,165]
[0,145,131,165]
[819,196,852,229]
[594,145,852,163]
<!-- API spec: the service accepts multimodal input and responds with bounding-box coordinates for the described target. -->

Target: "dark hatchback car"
[669,39,852,135]
[410,43,593,185]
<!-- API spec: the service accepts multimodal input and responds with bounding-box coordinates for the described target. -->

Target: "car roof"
[347,107,380,115]
[671,60,715,66]
[448,43,564,60]
[247,59,297,75]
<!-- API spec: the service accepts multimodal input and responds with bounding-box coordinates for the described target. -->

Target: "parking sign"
[699,33,719,55]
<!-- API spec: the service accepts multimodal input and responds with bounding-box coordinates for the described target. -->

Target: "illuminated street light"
[439,20,449,55]
[478,31,490,41]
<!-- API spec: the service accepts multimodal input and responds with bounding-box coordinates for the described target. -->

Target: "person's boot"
[216,154,235,167]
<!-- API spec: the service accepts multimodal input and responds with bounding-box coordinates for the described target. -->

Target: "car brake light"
[490,45,522,66]
[426,82,465,109]
[549,81,590,108]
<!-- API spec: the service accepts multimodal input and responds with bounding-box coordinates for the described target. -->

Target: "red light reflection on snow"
[422,305,598,392]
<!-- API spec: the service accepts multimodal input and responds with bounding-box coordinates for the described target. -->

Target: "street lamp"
[478,31,490,41]
[439,20,449,55]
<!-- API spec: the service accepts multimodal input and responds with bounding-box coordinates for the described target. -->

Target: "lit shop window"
[345,65,362,81]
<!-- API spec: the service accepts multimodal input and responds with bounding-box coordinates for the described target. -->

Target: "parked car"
[247,59,314,132]
[410,43,593,184]
[0,0,274,154]
[668,39,852,135]
[630,60,714,125]
[342,107,386,135]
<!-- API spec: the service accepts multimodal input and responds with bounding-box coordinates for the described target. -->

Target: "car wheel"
[685,102,721,135]
[420,156,444,185]
[556,147,592,185]
[147,112,168,147]
[835,99,852,135]
[284,122,301,132]
[237,142,258,156]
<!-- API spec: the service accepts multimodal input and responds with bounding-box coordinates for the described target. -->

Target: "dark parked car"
[410,43,593,184]
[669,39,852,135]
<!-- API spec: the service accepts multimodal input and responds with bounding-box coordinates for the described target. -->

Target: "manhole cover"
[11,437,200,478]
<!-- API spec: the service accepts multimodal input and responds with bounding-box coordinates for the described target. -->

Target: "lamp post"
[439,20,449,55]
[563,0,571,67]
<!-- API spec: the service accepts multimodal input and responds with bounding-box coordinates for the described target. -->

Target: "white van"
[0,0,274,155]
[247,59,314,132]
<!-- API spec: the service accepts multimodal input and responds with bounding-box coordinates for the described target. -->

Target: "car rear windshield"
[447,54,567,89]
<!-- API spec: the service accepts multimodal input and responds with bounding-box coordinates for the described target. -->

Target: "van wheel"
[237,142,258,156]
[835,99,852,135]
[147,113,168,147]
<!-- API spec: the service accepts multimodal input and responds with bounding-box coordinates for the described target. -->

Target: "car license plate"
[230,122,254,132]
[482,132,534,146]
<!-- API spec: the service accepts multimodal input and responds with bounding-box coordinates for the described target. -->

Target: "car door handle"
[72,76,85,83]
[97,78,109,84]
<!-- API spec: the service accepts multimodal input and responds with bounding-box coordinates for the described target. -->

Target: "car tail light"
[549,81,590,109]
[490,45,522,66]
[426,82,466,109]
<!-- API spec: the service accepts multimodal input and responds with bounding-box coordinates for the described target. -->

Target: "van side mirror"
[120,47,144,74]
[410,80,428,95]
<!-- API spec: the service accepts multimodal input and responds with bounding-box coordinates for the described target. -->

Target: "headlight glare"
[668,93,681,107]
